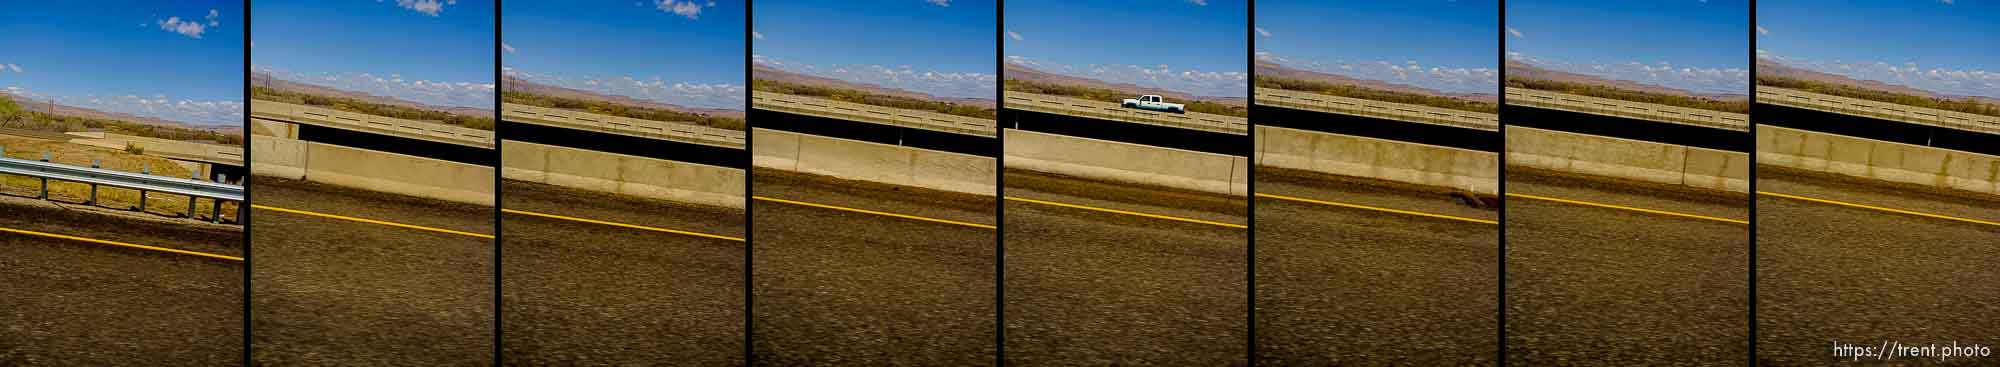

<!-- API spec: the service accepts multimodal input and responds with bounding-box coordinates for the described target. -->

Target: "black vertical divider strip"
[1746,0,1759,363]
[1496,1,1509,364]
[241,1,253,365]
[492,1,504,364]
[994,0,1006,365]
[743,0,756,364]
[1244,1,1257,365]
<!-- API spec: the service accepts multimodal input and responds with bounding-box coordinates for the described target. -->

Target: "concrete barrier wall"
[1255,126,1497,194]
[1005,129,1248,196]
[1506,126,1748,192]
[250,135,307,180]
[751,128,995,195]
[1758,125,2000,195]
[250,135,494,205]
[501,140,744,208]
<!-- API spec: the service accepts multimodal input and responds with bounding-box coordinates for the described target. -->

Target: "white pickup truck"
[1121,95,1186,114]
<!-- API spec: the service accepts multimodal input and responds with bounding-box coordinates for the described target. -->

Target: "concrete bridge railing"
[1505,88,1749,132]
[1255,88,1498,131]
[750,91,996,137]
[1756,86,2000,136]
[1003,92,1248,136]
[249,99,496,148]
[501,103,745,149]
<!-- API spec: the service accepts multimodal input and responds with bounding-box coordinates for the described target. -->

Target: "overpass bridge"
[750,91,996,138]
[249,99,496,149]
[1003,91,1247,135]
[1255,88,1497,132]
[500,103,745,150]
[1505,88,1748,132]
[1756,86,2000,136]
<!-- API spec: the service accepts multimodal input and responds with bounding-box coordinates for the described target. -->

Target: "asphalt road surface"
[1505,169,1750,366]
[1254,169,1499,365]
[1756,167,2000,365]
[250,178,493,366]
[751,169,996,366]
[1003,169,1248,366]
[0,197,242,365]
[501,179,745,365]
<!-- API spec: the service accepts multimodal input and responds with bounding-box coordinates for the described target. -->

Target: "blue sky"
[0,1,243,126]
[753,0,996,100]
[1255,1,1497,95]
[504,1,745,110]
[1759,0,2000,98]
[1506,0,1749,95]
[253,0,495,110]
[1005,0,1248,98]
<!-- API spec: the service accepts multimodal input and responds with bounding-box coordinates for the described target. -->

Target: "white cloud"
[505,67,746,110]
[157,16,206,38]
[394,0,456,17]
[1,87,243,126]
[927,0,950,7]
[1756,25,1768,35]
[205,9,221,26]
[1005,56,1245,98]
[1254,27,1270,38]
[656,0,702,19]
[502,43,516,53]
[1259,51,1498,94]
[1006,31,1023,41]
[1187,0,1208,5]
[256,66,494,110]
[1509,52,1747,95]
[5,64,21,73]
[1941,0,1954,4]
[756,55,995,100]
[753,31,764,40]
[1506,27,1523,38]
[1759,51,2000,98]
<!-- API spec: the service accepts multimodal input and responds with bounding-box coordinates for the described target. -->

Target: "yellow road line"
[1256,193,1497,225]
[752,196,996,229]
[1004,196,1248,229]
[252,204,495,239]
[1507,193,1748,225]
[502,208,744,242]
[0,226,242,261]
[1759,191,2000,227]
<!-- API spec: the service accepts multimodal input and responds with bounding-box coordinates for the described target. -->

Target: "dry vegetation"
[0,96,241,145]
[502,91,746,131]
[252,86,495,130]
[1255,76,1498,114]
[753,79,997,119]
[1505,76,1750,114]
[1003,79,1248,117]
[0,136,237,220]
[1757,76,2000,117]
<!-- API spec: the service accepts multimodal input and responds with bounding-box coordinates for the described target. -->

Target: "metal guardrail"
[1254,88,1499,132]
[750,91,996,137]
[249,99,497,149]
[1003,92,1249,135]
[1756,86,2000,136]
[1503,88,1750,132]
[500,103,746,149]
[0,149,242,223]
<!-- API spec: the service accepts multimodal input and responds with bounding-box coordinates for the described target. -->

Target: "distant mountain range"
[3,94,243,135]
[752,64,996,110]
[1003,63,1248,108]
[501,77,746,120]
[1506,61,1747,102]
[1756,59,2000,105]
[1255,61,1498,104]
[251,71,494,118]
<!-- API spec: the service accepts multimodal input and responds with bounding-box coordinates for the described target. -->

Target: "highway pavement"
[1504,169,1750,366]
[1003,169,1248,365]
[250,177,493,366]
[1756,167,2000,365]
[500,179,745,365]
[1254,169,1498,365]
[0,197,242,365]
[750,169,996,366]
